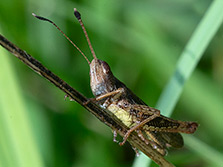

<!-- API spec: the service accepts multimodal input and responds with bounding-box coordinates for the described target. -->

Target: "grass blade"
[184,135,223,166]
[133,1,223,166]
[0,46,44,167]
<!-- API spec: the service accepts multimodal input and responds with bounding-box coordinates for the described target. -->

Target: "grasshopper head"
[90,59,115,97]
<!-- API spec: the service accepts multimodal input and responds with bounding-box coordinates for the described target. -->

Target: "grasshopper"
[33,8,198,156]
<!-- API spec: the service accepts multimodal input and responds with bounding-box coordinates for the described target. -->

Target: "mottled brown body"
[33,9,198,156]
[88,58,198,155]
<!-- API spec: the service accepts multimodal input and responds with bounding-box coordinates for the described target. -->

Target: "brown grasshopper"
[33,8,198,156]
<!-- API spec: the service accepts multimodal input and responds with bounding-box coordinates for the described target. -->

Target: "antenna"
[32,13,91,65]
[73,8,97,60]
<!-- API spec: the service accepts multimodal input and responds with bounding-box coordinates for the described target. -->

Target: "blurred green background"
[0,0,223,167]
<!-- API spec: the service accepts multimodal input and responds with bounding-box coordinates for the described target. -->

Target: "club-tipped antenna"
[73,8,97,60]
[32,13,91,65]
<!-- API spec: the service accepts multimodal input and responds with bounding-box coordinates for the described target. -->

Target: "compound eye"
[101,61,111,74]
